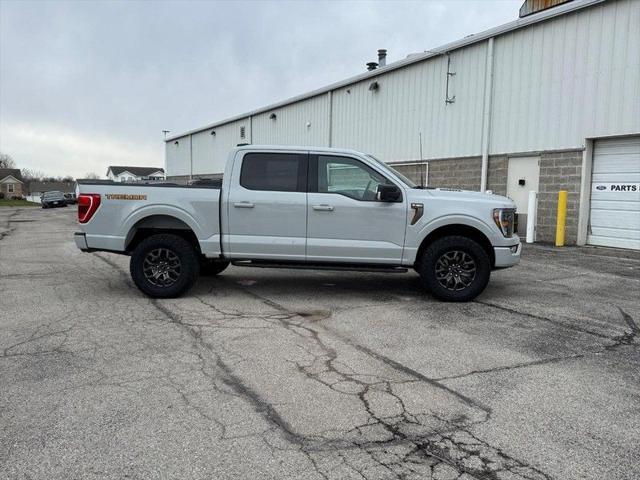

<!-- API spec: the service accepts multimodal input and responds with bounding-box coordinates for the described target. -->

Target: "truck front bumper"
[74,232,89,252]
[493,241,521,268]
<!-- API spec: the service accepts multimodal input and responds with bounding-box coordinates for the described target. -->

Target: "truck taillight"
[78,194,101,223]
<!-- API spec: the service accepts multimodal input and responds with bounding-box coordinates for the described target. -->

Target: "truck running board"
[231,260,408,273]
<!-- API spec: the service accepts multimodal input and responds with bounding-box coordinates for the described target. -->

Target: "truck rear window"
[240,153,306,192]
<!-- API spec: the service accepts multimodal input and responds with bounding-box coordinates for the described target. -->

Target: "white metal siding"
[331,41,487,162]
[192,118,250,176]
[166,119,251,177]
[165,135,191,177]
[252,94,329,147]
[490,0,640,154]
[588,136,640,250]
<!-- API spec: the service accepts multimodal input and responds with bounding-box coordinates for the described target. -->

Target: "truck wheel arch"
[125,215,200,254]
[415,224,495,268]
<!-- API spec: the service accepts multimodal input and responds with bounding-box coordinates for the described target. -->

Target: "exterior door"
[588,136,640,250]
[306,154,407,264]
[507,156,540,236]
[226,151,308,260]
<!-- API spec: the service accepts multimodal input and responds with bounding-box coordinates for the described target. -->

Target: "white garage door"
[588,136,640,250]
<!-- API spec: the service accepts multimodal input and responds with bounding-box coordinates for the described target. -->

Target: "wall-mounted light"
[174,141,179,145]
[210,130,216,136]
[346,89,351,94]
[269,113,277,120]
[306,121,311,128]
[368,81,379,92]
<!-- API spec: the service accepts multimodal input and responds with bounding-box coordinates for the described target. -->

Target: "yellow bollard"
[555,190,567,247]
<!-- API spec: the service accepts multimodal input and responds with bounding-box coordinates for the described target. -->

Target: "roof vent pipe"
[377,49,387,67]
[366,62,378,71]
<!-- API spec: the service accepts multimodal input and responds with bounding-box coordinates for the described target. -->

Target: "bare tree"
[84,172,100,179]
[21,168,46,181]
[0,152,16,169]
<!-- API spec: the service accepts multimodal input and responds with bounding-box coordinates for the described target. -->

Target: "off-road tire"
[130,233,200,298]
[417,235,491,302]
[200,258,230,276]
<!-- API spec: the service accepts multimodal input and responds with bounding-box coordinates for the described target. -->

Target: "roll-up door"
[588,137,640,250]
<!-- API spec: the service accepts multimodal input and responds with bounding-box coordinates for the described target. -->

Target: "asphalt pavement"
[1,207,638,480]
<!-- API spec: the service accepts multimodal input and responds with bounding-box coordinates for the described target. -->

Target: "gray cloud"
[0,0,521,178]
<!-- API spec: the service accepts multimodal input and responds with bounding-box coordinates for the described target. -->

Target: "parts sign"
[592,183,639,193]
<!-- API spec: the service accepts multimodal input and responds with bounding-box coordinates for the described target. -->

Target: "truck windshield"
[365,154,418,188]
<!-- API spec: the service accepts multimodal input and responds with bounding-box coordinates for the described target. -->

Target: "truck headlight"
[493,208,515,238]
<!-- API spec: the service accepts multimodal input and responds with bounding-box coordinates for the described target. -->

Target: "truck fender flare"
[414,214,496,252]
[121,205,204,243]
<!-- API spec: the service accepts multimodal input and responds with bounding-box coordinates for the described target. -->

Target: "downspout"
[480,37,495,192]
[327,90,333,147]
[249,115,253,144]
[189,134,193,181]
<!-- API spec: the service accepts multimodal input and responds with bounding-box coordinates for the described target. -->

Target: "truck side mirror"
[377,184,402,202]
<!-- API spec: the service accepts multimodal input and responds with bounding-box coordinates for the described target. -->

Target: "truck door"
[306,154,406,264]
[226,151,308,260]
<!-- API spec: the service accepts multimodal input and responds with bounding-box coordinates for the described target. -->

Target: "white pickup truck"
[74,146,520,301]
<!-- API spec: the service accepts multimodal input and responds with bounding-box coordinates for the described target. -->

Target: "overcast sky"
[0,0,521,178]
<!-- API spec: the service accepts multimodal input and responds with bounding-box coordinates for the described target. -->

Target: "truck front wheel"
[130,233,200,298]
[417,235,491,302]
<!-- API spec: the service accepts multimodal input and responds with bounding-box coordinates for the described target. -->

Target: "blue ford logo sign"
[595,185,606,191]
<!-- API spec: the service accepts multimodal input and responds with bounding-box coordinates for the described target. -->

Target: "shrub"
[0,192,4,199]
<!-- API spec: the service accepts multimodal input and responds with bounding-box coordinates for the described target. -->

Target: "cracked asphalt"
[1,207,639,480]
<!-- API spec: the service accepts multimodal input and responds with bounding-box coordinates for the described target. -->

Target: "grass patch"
[0,199,40,207]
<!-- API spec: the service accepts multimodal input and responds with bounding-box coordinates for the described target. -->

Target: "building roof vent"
[519,0,573,18]
[377,49,387,67]
[366,62,378,71]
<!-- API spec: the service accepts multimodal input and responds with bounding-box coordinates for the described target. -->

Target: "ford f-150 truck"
[74,146,520,301]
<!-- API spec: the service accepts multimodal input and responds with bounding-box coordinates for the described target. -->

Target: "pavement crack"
[432,354,589,381]
[611,307,639,345]
[474,299,613,340]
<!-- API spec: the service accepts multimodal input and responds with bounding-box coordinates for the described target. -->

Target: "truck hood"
[411,188,515,209]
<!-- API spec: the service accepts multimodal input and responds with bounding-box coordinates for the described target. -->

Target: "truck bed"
[75,180,222,256]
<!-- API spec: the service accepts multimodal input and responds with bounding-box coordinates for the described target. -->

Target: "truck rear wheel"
[130,233,199,298]
[417,235,490,302]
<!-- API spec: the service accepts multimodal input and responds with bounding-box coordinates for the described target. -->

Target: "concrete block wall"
[428,157,482,191]
[391,164,427,186]
[415,156,507,194]
[535,150,583,245]
[486,156,508,196]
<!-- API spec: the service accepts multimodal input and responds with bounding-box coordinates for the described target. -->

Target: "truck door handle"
[312,204,334,211]
[234,201,255,208]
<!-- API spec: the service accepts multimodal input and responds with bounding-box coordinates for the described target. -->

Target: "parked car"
[64,192,78,205]
[41,191,67,208]
[74,146,520,301]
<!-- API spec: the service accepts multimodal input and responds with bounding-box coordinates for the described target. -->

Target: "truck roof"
[232,145,367,156]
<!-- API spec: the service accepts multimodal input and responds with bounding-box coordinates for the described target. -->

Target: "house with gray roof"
[0,169,24,198]
[106,166,165,182]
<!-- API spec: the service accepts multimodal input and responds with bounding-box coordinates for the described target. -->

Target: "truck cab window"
[240,153,306,192]
[317,155,390,201]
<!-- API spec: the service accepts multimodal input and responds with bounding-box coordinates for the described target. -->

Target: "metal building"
[165,0,640,249]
